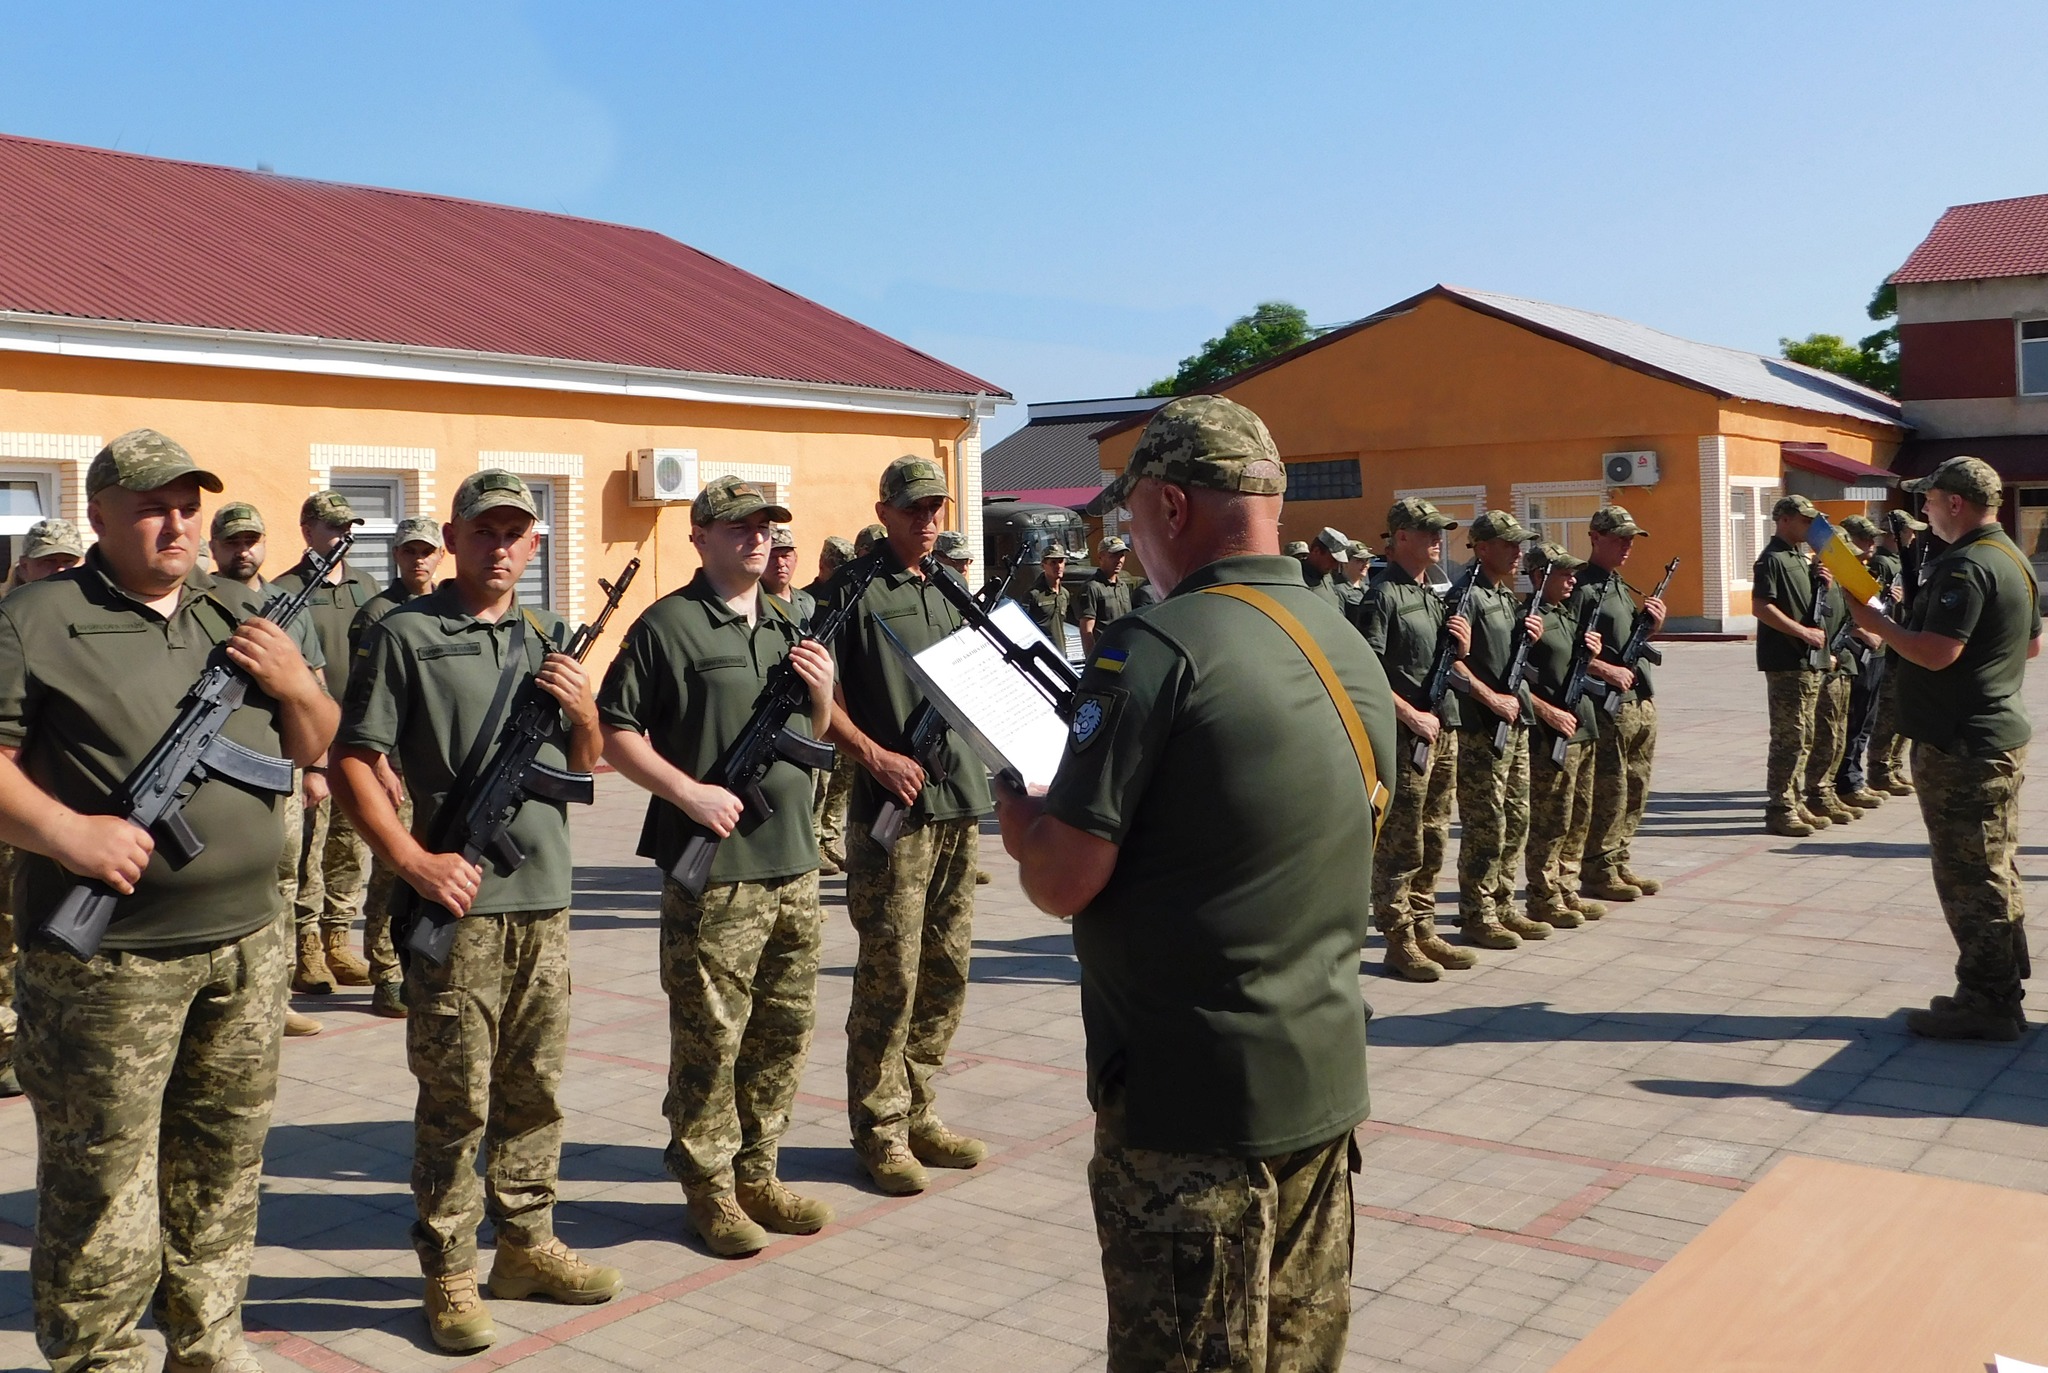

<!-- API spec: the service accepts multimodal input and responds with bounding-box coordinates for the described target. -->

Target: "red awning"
[984,486,1104,509]
[1780,442,1897,485]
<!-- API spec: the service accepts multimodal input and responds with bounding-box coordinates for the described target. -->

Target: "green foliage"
[1779,281,1899,397]
[1141,302,1324,397]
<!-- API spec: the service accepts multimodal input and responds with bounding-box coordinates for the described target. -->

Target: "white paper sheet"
[1995,1356,2048,1373]
[884,610,1070,791]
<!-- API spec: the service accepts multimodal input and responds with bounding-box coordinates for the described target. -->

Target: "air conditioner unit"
[633,448,698,504]
[1604,450,1660,487]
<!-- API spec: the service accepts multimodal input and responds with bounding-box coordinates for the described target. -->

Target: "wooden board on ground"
[1551,1154,2048,1372]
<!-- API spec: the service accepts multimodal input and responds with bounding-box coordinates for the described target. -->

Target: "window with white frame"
[330,476,404,587]
[516,480,555,611]
[1398,486,1485,532]
[1515,484,1606,565]
[0,469,62,572]
[1727,482,1780,586]
[2022,320,2048,396]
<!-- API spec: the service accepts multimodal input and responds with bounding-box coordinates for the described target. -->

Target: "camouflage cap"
[879,455,950,509]
[300,489,363,528]
[452,469,539,522]
[1283,540,1311,557]
[1771,493,1820,520]
[1588,504,1648,538]
[394,515,443,550]
[208,502,265,541]
[691,473,791,527]
[1313,527,1351,562]
[821,535,856,562]
[853,523,888,555]
[1840,514,1881,542]
[768,523,797,549]
[86,428,224,499]
[1098,535,1130,557]
[1525,540,1584,574]
[1903,454,2001,506]
[1040,542,1072,562]
[1469,509,1534,543]
[933,530,971,559]
[1345,539,1371,559]
[1888,507,1929,534]
[1086,395,1286,517]
[1387,497,1458,533]
[22,517,86,560]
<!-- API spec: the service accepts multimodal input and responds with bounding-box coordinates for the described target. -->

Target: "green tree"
[1780,282,1899,397]
[1141,301,1324,396]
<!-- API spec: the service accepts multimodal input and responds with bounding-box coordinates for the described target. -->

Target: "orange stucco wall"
[0,351,970,670]
[1095,297,1903,625]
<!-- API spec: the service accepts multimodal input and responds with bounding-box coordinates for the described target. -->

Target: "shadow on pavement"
[244,1274,421,1338]
[971,932,1080,985]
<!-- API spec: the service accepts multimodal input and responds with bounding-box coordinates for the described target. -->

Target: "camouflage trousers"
[1762,671,1821,819]
[1089,1093,1356,1373]
[0,840,17,1072]
[659,872,822,1191]
[404,908,570,1276]
[1371,726,1456,936]
[276,772,301,918]
[295,792,370,934]
[1803,674,1851,801]
[1527,738,1597,917]
[1867,669,1910,786]
[1585,697,1656,888]
[845,816,978,1153]
[17,914,288,1373]
[361,791,413,986]
[1914,743,2029,1006]
[813,751,856,860]
[1837,656,1884,794]
[1455,725,1528,922]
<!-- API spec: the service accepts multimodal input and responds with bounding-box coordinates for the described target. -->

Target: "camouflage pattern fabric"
[362,790,413,986]
[1585,697,1657,887]
[1372,729,1455,933]
[295,793,369,935]
[404,908,570,1276]
[1496,728,1531,913]
[1088,1092,1354,1373]
[844,817,977,1154]
[1088,395,1287,517]
[0,841,17,1072]
[659,872,823,1190]
[1915,743,2030,1005]
[1804,674,1852,802]
[1527,740,1597,917]
[813,750,855,857]
[1868,669,1910,786]
[277,772,302,918]
[1762,671,1821,819]
[16,915,288,1370]
[1454,726,1514,922]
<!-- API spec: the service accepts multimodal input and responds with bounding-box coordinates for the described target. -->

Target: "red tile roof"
[1891,193,2048,285]
[0,133,1004,398]
[1780,442,1896,485]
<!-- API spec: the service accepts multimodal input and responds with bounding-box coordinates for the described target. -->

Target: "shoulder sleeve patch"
[1069,688,1126,752]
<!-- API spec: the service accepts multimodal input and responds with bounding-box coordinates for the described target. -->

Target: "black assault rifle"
[975,553,1016,612]
[1804,564,1833,672]
[397,558,640,966]
[668,556,884,896]
[870,556,1081,849]
[1548,594,1608,766]
[1411,565,1478,771]
[40,533,358,958]
[1603,556,1679,718]
[1492,564,1548,753]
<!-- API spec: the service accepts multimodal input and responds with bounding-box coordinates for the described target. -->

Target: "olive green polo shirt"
[0,550,323,949]
[1301,564,1347,613]
[1047,554,1392,1156]
[1079,575,1134,630]
[1459,567,1535,720]
[273,556,380,701]
[1869,548,1903,590]
[1570,562,1657,701]
[350,578,422,657]
[780,585,817,628]
[1025,573,1072,647]
[1897,524,2042,755]
[340,585,574,914]
[598,574,821,884]
[210,574,325,670]
[1352,561,1463,728]
[1527,597,1598,745]
[819,547,993,826]
[1751,536,1818,674]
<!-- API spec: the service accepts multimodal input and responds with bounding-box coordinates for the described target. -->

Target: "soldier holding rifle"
[0,430,335,1373]
[1751,494,1829,837]
[1522,543,1605,930]
[1574,505,1668,894]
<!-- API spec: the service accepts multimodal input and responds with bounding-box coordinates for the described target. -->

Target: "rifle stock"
[1492,565,1548,753]
[1410,566,1478,772]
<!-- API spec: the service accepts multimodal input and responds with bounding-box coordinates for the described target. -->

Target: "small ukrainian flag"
[1093,647,1128,674]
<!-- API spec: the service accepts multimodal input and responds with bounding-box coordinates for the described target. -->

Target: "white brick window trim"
[957,421,984,573]
[312,444,438,523]
[480,452,587,626]
[1699,437,1730,619]
[1395,483,1487,511]
[1726,473,1781,592]
[0,431,100,524]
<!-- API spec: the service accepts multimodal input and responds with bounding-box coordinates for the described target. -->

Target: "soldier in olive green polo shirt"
[1573,504,1669,899]
[0,429,337,1373]
[809,534,860,872]
[600,476,839,1258]
[348,514,447,1017]
[1025,542,1074,649]
[274,489,382,992]
[932,529,974,576]
[1522,543,1604,929]
[1077,535,1135,655]
[996,395,1393,1373]
[1751,494,1829,836]
[1301,524,1351,611]
[1849,456,2043,1040]
[336,470,621,1352]
[819,455,992,1195]
[1832,514,1893,809]
[761,522,813,625]
[1352,496,1474,981]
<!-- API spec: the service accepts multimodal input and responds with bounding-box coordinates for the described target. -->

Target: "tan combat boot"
[323,929,372,986]
[684,1187,770,1257]
[1764,810,1815,838]
[1907,995,2023,1043]
[1460,916,1520,950]
[736,1177,834,1235]
[1619,869,1662,895]
[283,1008,323,1037]
[166,1345,265,1373]
[291,928,335,995]
[1842,788,1886,810]
[909,1119,988,1169]
[860,1140,928,1196]
[487,1235,623,1303]
[1528,902,1581,930]
[1581,874,1641,901]
[423,1270,496,1352]
[1566,893,1606,921]
[1499,910,1553,940]
[1414,928,1478,970]
[1382,926,1442,981]
[1808,792,1857,825]
[1796,804,1833,830]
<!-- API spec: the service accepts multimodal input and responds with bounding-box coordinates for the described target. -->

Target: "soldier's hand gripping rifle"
[1548,594,1608,767]
[40,533,358,959]
[669,556,883,896]
[1804,561,1833,672]
[397,559,640,967]
[1411,566,1478,771]
[1492,564,1547,753]
[1604,556,1679,718]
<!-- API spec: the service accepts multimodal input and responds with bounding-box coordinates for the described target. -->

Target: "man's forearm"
[1754,602,1805,639]
[276,687,340,768]
[333,747,425,871]
[601,726,695,808]
[0,747,83,858]
[823,690,888,771]
[565,713,602,773]
[995,791,1117,916]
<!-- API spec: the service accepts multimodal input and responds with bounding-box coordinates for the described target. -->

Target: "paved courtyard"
[3,640,2046,1371]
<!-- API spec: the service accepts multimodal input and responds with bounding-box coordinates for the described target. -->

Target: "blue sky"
[7,2,2043,441]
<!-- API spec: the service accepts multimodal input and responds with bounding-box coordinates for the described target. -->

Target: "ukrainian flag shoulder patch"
[1092,647,1128,674]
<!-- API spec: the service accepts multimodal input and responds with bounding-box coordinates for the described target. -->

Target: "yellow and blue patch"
[1092,647,1129,674]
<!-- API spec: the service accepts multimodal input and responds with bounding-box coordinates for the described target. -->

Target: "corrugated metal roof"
[0,133,1005,398]
[985,414,1123,490]
[1781,442,1896,484]
[1892,194,2048,285]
